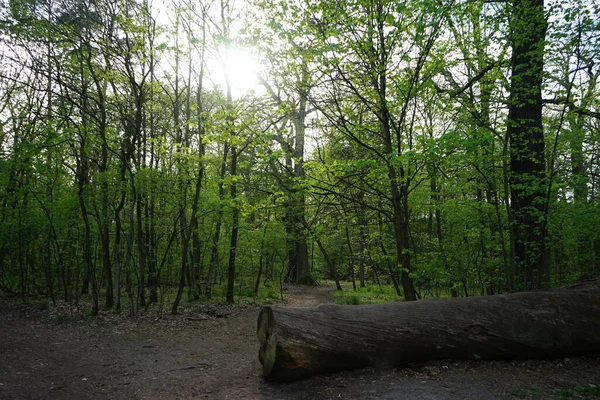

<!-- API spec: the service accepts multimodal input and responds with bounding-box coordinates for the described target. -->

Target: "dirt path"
[0,285,599,399]
[280,284,334,307]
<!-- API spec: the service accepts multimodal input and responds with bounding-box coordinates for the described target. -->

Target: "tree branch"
[543,98,600,120]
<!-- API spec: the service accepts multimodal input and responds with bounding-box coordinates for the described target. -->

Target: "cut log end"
[257,307,277,377]
[258,306,328,381]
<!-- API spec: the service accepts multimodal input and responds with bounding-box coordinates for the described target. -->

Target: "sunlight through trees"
[0,0,599,312]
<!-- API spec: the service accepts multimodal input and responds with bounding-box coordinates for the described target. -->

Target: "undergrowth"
[25,282,285,319]
[555,384,600,399]
[332,284,401,305]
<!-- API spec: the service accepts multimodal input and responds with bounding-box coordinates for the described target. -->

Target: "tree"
[304,0,450,300]
[507,0,548,289]
[248,0,317,284]
[1,0,599,310]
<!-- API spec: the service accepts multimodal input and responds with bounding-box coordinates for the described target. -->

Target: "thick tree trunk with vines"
[507,0,548,289]
[258,283,600,381]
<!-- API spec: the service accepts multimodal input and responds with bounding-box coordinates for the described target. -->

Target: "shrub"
[37,299,49,311]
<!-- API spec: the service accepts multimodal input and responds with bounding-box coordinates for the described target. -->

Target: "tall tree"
[507,0,548,289]
[306,0,448,300]
[249,0,316,284]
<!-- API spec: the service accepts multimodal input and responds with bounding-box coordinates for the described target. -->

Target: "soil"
[1,284,599,400]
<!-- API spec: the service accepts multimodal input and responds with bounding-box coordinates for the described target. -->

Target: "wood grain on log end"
[257,307,276,376]
[258,305,368,381]
[258,306,316,381]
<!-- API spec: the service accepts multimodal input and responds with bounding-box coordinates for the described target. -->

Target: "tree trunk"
[226,146,239,304]
[222,1,238,303]
[172,204,189,315]
[206,143,229,298]
[258,284,600,381]
[314,235,342,291]
[112,157,127,311]
[378,68,416,301]
[290,72,312,285]
[280,62,313,285]
[255,212,270,294]
[135,192,146,308]
[507,0,548,289]
[345,226,356,291]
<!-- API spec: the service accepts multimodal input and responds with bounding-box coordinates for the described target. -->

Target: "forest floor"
[1,284,599,400]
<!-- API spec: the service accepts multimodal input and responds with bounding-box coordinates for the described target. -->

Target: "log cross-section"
[257,287,600,381]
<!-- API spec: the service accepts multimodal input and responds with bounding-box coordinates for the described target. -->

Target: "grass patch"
[555,384,600,399]
[228,285,283,306]
[332,284,401,305]
[175,283,284,307]
[336,294,361,305]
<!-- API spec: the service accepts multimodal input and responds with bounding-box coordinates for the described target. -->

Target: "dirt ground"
[1,285,599,400]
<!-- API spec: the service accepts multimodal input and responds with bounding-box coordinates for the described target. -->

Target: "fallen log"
[257,286,600,381]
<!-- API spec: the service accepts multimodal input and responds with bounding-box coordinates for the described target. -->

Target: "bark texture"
[507,0,548,288]
[257,285,600,381]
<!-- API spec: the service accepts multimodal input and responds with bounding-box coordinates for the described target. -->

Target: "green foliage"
[0,0,598,312]
[555,385,600,399]
[341,295,361,305]
[332,285,401,305]
[37,299,49,311]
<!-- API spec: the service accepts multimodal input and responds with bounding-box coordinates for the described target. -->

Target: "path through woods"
[0,285,599,399]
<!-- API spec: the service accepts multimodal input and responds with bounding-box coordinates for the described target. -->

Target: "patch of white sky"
[544,0,600,100]
[150,0,266,100]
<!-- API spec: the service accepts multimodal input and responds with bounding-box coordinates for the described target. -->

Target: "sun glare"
[209,46,264,99]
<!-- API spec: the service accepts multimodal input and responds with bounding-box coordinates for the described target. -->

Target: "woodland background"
[0,0,599,314]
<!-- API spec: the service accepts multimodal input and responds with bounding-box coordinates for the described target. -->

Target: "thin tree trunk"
[110,158,128,312]
[345,226,356,291]
[255,211,270,294]
[207,143,229,298]
[226,146,239,303]
[314,236,342,291]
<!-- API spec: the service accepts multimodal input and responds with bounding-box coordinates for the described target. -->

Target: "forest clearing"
[1,284,599,400]
[1,0,600,397]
